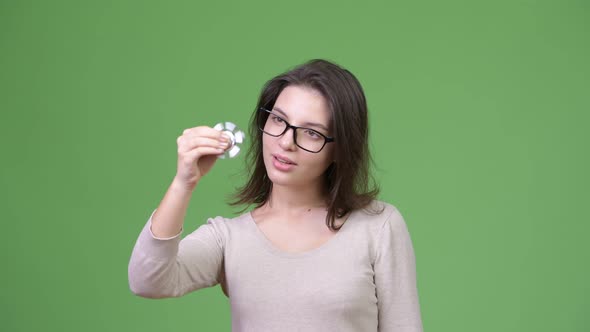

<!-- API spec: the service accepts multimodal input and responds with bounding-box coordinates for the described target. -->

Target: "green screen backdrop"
[1,1,588,331]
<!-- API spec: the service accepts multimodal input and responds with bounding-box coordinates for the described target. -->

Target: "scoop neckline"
[245,209,356,259]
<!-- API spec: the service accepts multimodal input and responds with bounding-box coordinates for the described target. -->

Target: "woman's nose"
[278,128,297,150]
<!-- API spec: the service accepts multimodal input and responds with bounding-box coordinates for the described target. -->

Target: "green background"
[1,0,588,331]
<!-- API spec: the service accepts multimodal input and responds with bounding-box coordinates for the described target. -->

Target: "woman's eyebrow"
[272,106,329,132]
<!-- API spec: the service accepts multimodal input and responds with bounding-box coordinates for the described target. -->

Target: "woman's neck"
[264,183,328,213]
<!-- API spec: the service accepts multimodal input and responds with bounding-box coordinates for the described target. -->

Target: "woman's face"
[262,85,335,191]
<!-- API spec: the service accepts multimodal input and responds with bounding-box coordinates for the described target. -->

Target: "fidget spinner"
[213,121,245,159]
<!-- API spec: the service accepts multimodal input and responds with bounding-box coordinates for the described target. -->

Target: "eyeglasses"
[258,107,334,153]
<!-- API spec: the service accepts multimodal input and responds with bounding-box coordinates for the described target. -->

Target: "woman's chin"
[266,171,296,187]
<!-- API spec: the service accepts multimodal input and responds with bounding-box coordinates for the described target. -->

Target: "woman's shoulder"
[350,200,406,230]
[204,210,253,232]
[354,199,398,218]
[183,210,253,244]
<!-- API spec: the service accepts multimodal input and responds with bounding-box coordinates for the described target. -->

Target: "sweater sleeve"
[127,209,226,299]
[374,207,423,332]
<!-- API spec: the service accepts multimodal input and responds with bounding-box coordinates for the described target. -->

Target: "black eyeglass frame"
[258,107,335,153]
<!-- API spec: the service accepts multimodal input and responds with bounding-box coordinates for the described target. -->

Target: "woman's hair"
[231,59,380,230]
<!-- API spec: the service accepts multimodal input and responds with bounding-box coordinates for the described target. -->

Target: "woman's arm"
[127,126,229,298]
[149,126,228,238]
[148,178,194,239]
[127,202,226,299]
[374,207,424,332]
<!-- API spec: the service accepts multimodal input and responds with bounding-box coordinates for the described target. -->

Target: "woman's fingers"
[185,146,225,162]
[182,126,225,139]
[177,135,228,153]
[173,126,228,189]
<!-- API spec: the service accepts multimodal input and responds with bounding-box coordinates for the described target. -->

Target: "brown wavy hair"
[230,59,380,230]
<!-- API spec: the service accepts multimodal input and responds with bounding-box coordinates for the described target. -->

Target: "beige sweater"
[128,201,423,332]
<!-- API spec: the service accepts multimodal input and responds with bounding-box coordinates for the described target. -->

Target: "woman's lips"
[271,154,296,171]
[272,154,296,165]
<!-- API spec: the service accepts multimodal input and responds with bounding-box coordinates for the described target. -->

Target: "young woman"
[128,59,423,331]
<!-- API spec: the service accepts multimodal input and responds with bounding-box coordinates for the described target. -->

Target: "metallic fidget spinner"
[213,121,245,159]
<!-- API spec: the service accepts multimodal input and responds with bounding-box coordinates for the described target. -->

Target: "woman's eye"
[271,115,284,123]
[304,129,321,139]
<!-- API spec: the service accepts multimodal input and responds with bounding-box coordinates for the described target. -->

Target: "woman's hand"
[173,126,229,191]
